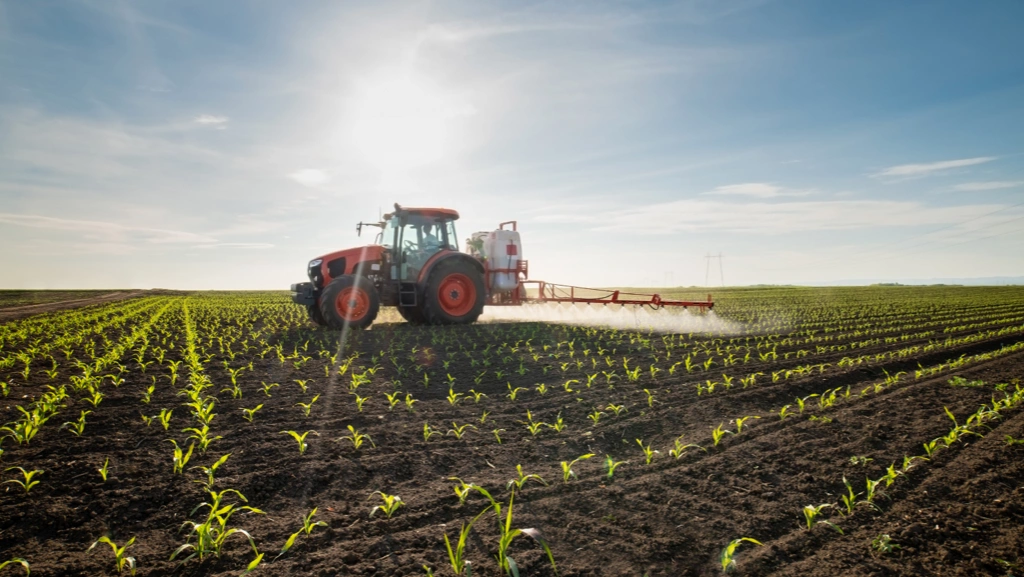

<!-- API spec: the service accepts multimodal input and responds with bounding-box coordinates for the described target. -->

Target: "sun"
[350,73,449,170]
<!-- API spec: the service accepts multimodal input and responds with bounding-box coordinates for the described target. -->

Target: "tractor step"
[398,282,418,306]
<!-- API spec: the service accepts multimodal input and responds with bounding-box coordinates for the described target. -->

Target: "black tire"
[306,303,327,326]
[420,258,485,325]
[319,275,380,330]
[397,305,426,325]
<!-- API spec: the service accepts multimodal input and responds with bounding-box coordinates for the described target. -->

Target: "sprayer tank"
[468,229,522,293]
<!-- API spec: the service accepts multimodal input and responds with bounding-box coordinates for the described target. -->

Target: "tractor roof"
[393,205,460,220]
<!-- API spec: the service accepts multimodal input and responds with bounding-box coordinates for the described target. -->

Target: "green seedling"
[871,534,901,555]
[89,536,136,575]
[447,422,476,440]
[369,491,404,518]
[711,423,733,447]
[4,466,43,494]
[636,439,658,464]
[193,453,230,490]
[168,440,195,474]
[277,508,327,559]
[605,403,626,416]
[260,382,279,396]
[734,416,759,434]
[604,455,627,479]
[338,425,374,450]
[588,410,605,426]
[281,430,317,455]
[507,464,547,493]
[98,458,110,482]
[404,393,419,412]
[241,404,263,422]
[296,394,320,417]
[0,558,29,575]
[561,453,595,482]
[492,429,505,444]
[803,504,843,534]
[720,537,762,573]
[157,408,173,430]
[61,410,91,436]
[423,422,441,442]
[668,436,706,459]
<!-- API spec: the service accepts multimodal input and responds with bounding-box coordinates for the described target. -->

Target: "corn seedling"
[171,488,263,563]
[448,422,476,440]
[353,393,369,412]
[141,413,154,427]
[871,534,901,555]
[605,403,626,416]
[141,384,155,404]
[156,408,173,430]
[669,435,706,459]
[423,423,441,442]
[260,382,278,396]
[507,464,547,493]
[447,388,464,406]
[61,410,91,436]
[89,536,136,575]
[1005,435,1024,446]
[193,453,230,490]
[803,504,842,534]
[711,423,733,447]
[296,394,320,417]
[588,410,604,426]
[495,492,558,576]
[492,429,505,444]
[922,439,940,458]
[636,439,658,464]
[0,559,29,575]
[480,410,490,424]
[548,413,566,432]
[277,508,327,559]
[778,404,793,420]
[604,455,627,479]
[98,457,110,482]
[168,440,195,474]
[839,477,860,515]
[4,466,42,494]
[294,379,309,393]
[183,425,221,454]
[444,507,490,576]
[241,404,263,423]
[720,537,762,573]
[369,491,404,518]
[469,389,487,402]
[734,416,759,434]
[281,430,317,455]
[849,455,873,467]
[561,453,595,482]
[507,384,527,401]
[404,393,419,412]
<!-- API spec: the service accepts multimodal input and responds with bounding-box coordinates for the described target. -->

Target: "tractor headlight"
[309,259,323,268]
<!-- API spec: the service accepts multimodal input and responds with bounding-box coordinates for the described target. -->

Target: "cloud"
[288,168,330,187]
[873,157,995,178]
[704,183,812,198]
[952,181,1023,191]
[0,212,217,245]
[194,114,229,128]
[193,242,275,250]
[536,199,1001,235]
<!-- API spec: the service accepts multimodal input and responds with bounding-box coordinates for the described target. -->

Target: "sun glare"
[351,74,449,170]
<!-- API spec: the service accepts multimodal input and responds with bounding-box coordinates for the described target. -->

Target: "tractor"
[290,204,526,330]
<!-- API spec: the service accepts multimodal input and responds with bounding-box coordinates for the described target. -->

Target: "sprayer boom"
[517,281,713,311]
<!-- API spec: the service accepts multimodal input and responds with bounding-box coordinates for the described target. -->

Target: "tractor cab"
[381,207,460,282]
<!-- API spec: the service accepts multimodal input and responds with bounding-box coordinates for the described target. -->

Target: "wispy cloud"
[194,114,229,128]
[288,168,330,187]
[193,242,275,250]
[873,157,996,178]
[952,181,1023,191]
[704,183,812,198]
[0,212,216,245]
[537,199,1000,235]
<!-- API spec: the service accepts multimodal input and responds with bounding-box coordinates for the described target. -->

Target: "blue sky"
[1,0,1022,289]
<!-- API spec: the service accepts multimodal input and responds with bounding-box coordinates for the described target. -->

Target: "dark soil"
[1,304,1023,576]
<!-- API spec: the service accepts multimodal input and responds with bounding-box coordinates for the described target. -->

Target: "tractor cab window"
[393,215,457,280]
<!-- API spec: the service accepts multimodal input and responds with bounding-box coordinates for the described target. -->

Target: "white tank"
[468,229,522,293]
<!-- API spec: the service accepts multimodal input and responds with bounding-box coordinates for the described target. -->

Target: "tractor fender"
[417,251,484,285]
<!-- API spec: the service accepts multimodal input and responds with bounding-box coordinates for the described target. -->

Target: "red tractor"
[290,204,527,329]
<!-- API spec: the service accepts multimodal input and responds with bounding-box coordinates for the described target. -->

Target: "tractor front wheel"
[421,260,485,325]
[319,275,380,330]
[306,303,327,326]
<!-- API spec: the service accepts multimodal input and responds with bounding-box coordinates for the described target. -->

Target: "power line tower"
[705,252,724,287]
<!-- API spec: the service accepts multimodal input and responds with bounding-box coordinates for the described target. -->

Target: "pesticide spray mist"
[480,303,743,334]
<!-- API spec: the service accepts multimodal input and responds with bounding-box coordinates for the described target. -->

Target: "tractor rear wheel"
[306,303,326,326]
[319,275,380,330]
[421,259,485,325]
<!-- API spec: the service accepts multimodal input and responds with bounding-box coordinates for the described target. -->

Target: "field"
[2,286,1024,577]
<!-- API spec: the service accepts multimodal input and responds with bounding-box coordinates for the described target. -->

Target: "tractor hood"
[308,244,386,287]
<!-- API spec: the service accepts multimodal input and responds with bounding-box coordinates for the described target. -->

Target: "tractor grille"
[308,263,324,288]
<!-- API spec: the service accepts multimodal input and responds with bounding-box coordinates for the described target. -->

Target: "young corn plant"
[447,388,464,406]
[636,439,659,465]
[803,504,843,534]
[404,393,419,413]
[276,508,327,559]
[495,492,558,577]
[734,416,760,434]
[61,410,91,436]
[338,425,374,450]
[0,558,29,575]
[171,488,263,563]
[492,429,505,444]
[588,410,605,426]
[168,440,195,474]
[369,491,404,518]
[506,384,527,401]
[711,423,734,447]
[560,453,595,482]
[260,382,279,396]
[281,430,317,455]
[507,464,548,493]
[605,403,626,416]
[668,435,706,459]
[183,425,222,454]
[98,457,111,482]
[3,467,43,494]
[604,455,627,480]
[384,391,402,411]
[89,536,136,576]
[193,453,230,491]
[447,422,476,440]
[157,408,173,430]
[720,537,762,573]
[444,507,490,576]
[241,404,263,423]
[296,394,320,417]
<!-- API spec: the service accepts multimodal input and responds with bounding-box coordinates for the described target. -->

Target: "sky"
[1,0,1022,289]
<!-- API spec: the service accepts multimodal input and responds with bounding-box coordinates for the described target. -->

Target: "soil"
[0,292,148,322]
[1,302,1023,577]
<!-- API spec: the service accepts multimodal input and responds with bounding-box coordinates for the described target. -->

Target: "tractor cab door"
[386,214,459,281]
